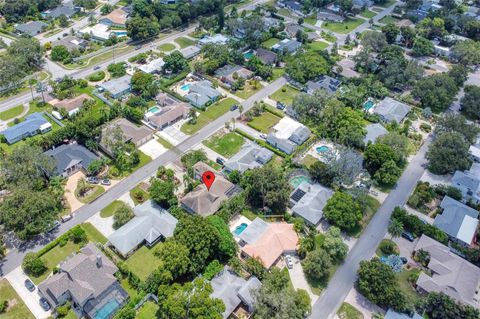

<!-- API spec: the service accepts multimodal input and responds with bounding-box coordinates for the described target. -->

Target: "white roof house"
[80,24,115,41]
[452,164,480,204]
[290,181,333,225]
[223,143,274,174]
[266,116,310,154]
[199,34,229,46]
[138,58,165,74]
[469,135,480,162]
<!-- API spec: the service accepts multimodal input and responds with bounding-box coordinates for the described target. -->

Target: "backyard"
[0,279,34,319]
[136,301,159,319]
[306,41,329,52]
[248,112,281,133]
[262,37,280,48]
[322,18,364,34]
[181,98,237,134]
[124,246,161,281]
[396,268,422,307]
[270,85,300,106]
[378,15,399,24]
[203,132,245,158]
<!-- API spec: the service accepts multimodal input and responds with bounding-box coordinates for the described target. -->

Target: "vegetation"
[203,132,245,158]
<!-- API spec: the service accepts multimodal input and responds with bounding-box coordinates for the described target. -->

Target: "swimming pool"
[289,175,312,188]
[233,223,248,236]
[243,51,254,59]
[363,100,375,111]
[94,299,120,319]
[113,31,128,36]
[316,145,330,153]
[180,83,191,92]
[148,106,159,113]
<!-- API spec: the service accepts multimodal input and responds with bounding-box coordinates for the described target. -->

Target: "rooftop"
[373,97,411,123]
[44,143,99,176]
[364,123,388,144]
[270,116,309,140]
[139,58,165,74]
[100,74,132,96]
[271,38,302,53]
[290,181,333,225]
[224,142,274,173]
[43,5,78,18]
[50,93,93,113]
[15,21,48,36]
[305,75,341,95]
[100,118,153,153]
[1,112,51,144]
[100,8,128,25]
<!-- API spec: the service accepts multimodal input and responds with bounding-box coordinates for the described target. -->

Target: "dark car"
[401,231,415,242]
[216,157,225,166]
[230,104,239,111]
[87,176,99,184]
[39,298,50,311]
[93,66,101,70]
[400,257,408,264]
[276,102,285,110]
[24,279,35,292]
[135,45,142,50]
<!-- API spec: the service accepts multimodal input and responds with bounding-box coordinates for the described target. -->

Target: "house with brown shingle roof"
[145,102,190,130]
[99,8,128,27]
[50,93,93,116]
[100,118,153,156]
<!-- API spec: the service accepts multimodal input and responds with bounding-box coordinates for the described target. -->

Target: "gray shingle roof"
[255,48,277,65]
[224,142,273,173]
[271,39,302,53]
[305,76,341,95]
[452,170,480,191]
[364,123,388,144]
[385,309,423,319]
[15,21,48,36]
[291,182,333,225]
[100,75,132,97]
[44,144,99,176]
[239,217,268,245]
[44,6,78,18]
[374,97,411,123]
[186,80,221,107]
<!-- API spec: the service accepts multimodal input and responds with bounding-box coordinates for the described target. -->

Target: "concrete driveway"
[5,267,51,319]
[287,255,319,305]
[139,138,168,159]
[392,236,419,265]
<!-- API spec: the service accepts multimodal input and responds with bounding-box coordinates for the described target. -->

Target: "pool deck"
[306,141,337,162]
[229,215,252,241]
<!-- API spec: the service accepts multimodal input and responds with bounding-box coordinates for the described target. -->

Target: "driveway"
[287,255,319,305]
[5,267,51,319]
[86,213,115,238]
[392,236,419,265]
[343,287,384,319]
[139,138,168,159]
[64,171,86,212]
[158,124,188,146]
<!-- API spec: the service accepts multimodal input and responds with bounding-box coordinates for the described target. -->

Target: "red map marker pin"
[202,171,216,191]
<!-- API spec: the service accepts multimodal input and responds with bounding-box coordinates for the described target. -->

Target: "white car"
[286,255,293,269]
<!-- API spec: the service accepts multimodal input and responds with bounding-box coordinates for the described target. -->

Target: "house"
[1,112,52,144]
[435,196,479,246]
[239,218,298,268]
[52,36,88,52]
[180,46,201,59]
[414,234,480,308]
[385,309,423,319]
[100,75,132,99]
[285,23,302,38]
[80,24,117,41]
[210,267,262,319]
[215,65,254,87]
[199,34,230,46]
[266,116,311,154]
[38,243,128,319]
[353,0,373,8]
[289,181,333,225]
[364,123,388,145]
[43,5,79,19]
[317,10,345,23]
[223,142,274,174]
[138,58,165,74]
[452,165,480,204]
[145,101,190,130]
[185,80,221,108]
[373,97,411,123]
[407,2,442,21]
[15,21,48,36]
[278,0,304,16]
[263,17,281,29]
[255,48,277,65]
[108,200,178,257]
[100,118,153,156]
[305,75,341,96]
[469,136,480,162]
[50,93,93,117]
[334,58,360,78]
[99,8,128,27]
[180,162,237,216]
[271,38,302,54]
[45,143,99,178]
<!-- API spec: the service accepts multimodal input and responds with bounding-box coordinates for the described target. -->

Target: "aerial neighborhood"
[0,0,479,318]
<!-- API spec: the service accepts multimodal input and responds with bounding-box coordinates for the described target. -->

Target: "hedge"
[36,225,84,257]
[391,207,448,244]
[264,105,285,118]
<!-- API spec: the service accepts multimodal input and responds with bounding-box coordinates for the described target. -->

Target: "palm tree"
[388,218,404,239]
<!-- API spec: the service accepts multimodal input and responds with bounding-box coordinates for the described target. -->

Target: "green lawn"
[156,137,173,149]
[270,85,300,106]
[130,185,150,205]
[359,9,377,19]
[125,246,161,281]
[76,185,105,204]
[321,31,337,42]
[248,112,281,133]
[100,200,124,218]
[271,68,285,81]
[158,43,176,51]
[302,154,318,168]
[396,268,422,306]
[181,98,237,135]
[305,16,317,25]
[234,81,264,99]
[136,301,159,319]
[307,41,329,52]
[174,37,196,48]
[82,222,107,244]
[376,239,399,257]
[337,302,364,319]
[203,132,245,158]
[379,15,398,24]
[0,279,35,319]
[117,150,152,177]
[322,18,364,34]
[0,105,23,121]
[121,278,138,298]
[262,37,280,48]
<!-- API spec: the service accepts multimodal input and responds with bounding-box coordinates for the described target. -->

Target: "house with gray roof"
[15,21,48,36]
[43,5,79,19]
[215,65,254,87]
[239,218,269,246]
[210,267,261,319]
[373,97,411,123]
[38,243,128,319]
[108,200,178,257]
[100,118,153,156]
[180,45,201,59]
[100,75,132,99]
[44,143,99,178]
[435,196,479,246]
[199,34,230,46]
[271,39,302,54]
[305,76,341,96]
[364,123,388,145]
[317,10,345,22]
[266,116,311,154]
[414,234,480,308]
[223,142,273,174]
[290,181,333,225]
[185,80,221,108]
[1,112,52,144]
[255,48,277,65]
[452,166,480,204]
[385,309,423,319]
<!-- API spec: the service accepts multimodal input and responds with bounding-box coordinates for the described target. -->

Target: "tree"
[113,202,134,229]
[364,143,402,176]
[361,31,387,52]
[303,249,332,282]
[451,40,480,67]
[107,62,126,78]
[400,26,416,48]
[58,14,69,27]
[286,51,330,84]
[412,36,434,57]
[376,133,410,159]
[374,159,402,185]
[154,240,190,279]
[388,218,403,239]
[149,178,177,209]
[314,147,365,187]
[207,216,237,260]
[163,50,188,74]
[426,132,471,175]
[7,37,44,72]
[51,45,71,62]
[291,90,329,123]
[461,85,480,120]
[101,3,114,14]
[418,292,480,319]
[22,253,47,277]
[435,113,479,144]
[324,192,363,233]
[381,23,400,43]
[126,15,160,41]
[357,259,407,311]
[322,226,348,262]
[157,278,225,319]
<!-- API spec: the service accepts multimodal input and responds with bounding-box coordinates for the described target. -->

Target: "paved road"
[309,135,432,319]
[0,76,287,276]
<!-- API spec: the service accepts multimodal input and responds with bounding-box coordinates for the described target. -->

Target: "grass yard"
[305,16,317,25]
[76,185,105,204]
[248,112,281,133]
[376,239,399,257]
[130,186,150,205]
[271,68,285,81]
[302,154,318,168]
[379,15,398,24]
[0,105,23,121]
[181,98,237,134]
[125,246,161,281]
[262,37,280,48]
[203,132,245,158]
[321,31,337,42]
[359,9,377,19]
[82,222,107,244]
[174,37,196,48]
[396,268,422,306]
[350,195,380,238]
[322,18,364,34]
[156,136,173,149]
[136,301,159,319]
[277,8,294,18]
[158,43,176,51]
[307,41,329,52]
[100,200,124,218]
[121,278,138,298]
[234,81,263,99]
[270,85,300,106]
[117,151,152,177]
[0,279,35,319]
[336,303,364,319]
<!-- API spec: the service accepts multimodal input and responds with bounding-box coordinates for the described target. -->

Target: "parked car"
[46,220,61,233]
[135,45,142,50]
[285,255,293,269]
[87,176,99,184]
[216,157,225,166]
[93,66,101,70]
[101,179,111,186]
[276,102,285,110]
[24,279,35,292]
[230,104,239,111]
[400,257,408,264]
[259,133,267,139]
[61,214,73,223]
[401,231,415,242]
[39,298,51,311]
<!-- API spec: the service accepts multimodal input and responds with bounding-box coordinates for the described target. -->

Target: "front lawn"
[76,185,105,204]
[0,105,23,121]
[271,68,285,81]
[125,246,161,281]
[0,279,35,319]
[203,132,245,158]
[396,268,422,307]
[82,222,107,244]
[234,80,264,99]
[174,37,196,48]
[270,85,300,106]
[181,98,237,134]
[379,15,398,24]
[359,9,377,18]
[130,185,150,205]
[337,303,364,319]
[248,112,282,133]
[100,200,124,218]
[350,195,381,237]
[158,43,176,51]
[322,18,364,34]
[136,301,159,319]
[262,37,280,48]
[306,41,329,52]
[116,150,152,177]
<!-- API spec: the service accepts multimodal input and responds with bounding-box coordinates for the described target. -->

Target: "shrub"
[203,260,223,280]
[379,239,398,256]
[132,189,146,203]
[69,226,87,244]
[22,252,47,277]
[420,123,431,132]
[56,301,71,317]
[87,71,105,82]
[0,300,8,313]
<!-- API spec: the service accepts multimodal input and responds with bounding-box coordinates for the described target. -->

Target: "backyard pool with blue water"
[363,100,375,111]
[289,175,312,188]
[316,145,330,153]
[94,299,120,319]
[233,223,248,236]
[180,83,191,92]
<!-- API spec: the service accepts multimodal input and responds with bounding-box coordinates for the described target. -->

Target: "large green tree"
[149,178,177,209]
[426,132,471,174]
[154,240,190,279]
[323,192,363,232]
[435,113,479,144]
[163,50,188,74]
[126,15,160,41]
[207,216,237,260]
[302,248,332,282]
[413,73,458,112]
[451,40,480,67]
[7,37,44,72]
[461,85,480,120]
[286,51,330,84]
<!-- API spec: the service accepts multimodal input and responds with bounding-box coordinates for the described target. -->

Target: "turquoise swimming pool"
[148,106,159,113]
[316,145,330,153]
[113,31,128,36]
[94,299,120,319]
[180,83,191,92]
[363,100,375,110]
[289,175,312,188]
[233,223,248,236]
[243,51,254,59]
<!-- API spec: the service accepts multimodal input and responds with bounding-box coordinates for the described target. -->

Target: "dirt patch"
[64,171,86,212]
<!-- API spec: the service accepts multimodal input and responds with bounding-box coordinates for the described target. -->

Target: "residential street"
[0,76,287,276]
[309,135,432,319]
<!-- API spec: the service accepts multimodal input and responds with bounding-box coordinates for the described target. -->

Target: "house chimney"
[96,254,102,267]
